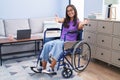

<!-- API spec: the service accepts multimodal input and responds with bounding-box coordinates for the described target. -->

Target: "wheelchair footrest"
[43,72,57,75]
[30,67,42,73]
[30,67,57,75]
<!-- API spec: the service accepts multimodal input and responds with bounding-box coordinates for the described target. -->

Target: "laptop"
[16,29,31,40]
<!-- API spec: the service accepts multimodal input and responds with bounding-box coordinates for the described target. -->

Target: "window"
[71,0,84,21]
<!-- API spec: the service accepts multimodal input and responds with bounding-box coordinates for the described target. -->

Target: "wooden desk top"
[0,36,43,44]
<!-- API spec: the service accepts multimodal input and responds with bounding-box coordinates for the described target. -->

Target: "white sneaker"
[31,66,42,73]
[37,67,43,72]
[36,60,42,71]
[42,66,54,74]
[35,65,43,72]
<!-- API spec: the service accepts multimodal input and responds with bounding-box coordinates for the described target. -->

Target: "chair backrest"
[61,24,83,41]
[77,29,83,41]
[43,28,61,44]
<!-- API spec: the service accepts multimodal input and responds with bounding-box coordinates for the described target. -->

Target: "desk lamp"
[104,0,118,19]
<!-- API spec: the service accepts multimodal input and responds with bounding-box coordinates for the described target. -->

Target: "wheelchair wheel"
[61,67,73,78]
[72,41,91,72]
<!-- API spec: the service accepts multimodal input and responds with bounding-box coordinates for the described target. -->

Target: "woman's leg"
[50,58,57,69]
[49,40,64,69]
[39,40,64,73]
[42,61,47,69]
[40,39,64,73]
[40,41,53,69]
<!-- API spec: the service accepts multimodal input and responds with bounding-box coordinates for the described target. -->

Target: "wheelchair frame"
[31,28,91,78]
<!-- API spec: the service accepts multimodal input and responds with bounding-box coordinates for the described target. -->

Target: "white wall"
[115,3,120,19]
[84,0,103,18]
[59,0,69,17]
[0,0,69,19]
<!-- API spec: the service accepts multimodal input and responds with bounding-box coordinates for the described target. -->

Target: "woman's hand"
[78,19,89,30]
[83,19,89,25]
[55,14,59,22]
[54,14,64,23]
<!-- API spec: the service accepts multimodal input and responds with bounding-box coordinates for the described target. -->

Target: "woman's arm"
[55,15,64,23]
[78,19,89,30]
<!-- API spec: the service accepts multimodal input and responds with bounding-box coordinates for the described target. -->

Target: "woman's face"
[67,6,75,18]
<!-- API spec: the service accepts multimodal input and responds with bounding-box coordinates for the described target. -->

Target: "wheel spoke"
[72,42,91,72]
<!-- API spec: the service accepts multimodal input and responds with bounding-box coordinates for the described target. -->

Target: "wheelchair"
[30,28,91,78]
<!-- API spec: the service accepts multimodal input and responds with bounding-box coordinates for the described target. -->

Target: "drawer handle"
[88,36,91,39]
[102,26,105,29]
[89,24,91,26]
[85,24,88,26]
[118,58,120,61]
[102,40,104,42]
[101,53,104,55]
[119,44,120,46]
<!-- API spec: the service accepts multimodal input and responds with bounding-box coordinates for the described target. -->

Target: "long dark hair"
[63,4,78,28]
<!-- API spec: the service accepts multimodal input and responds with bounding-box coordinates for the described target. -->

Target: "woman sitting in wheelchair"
[39,4,88,74]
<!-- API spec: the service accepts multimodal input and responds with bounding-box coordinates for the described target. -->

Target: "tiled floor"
[0,54,82,80]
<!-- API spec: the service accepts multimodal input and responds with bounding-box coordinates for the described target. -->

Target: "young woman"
[40,4,88,74]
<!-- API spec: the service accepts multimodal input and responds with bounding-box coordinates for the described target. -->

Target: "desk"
[0,36,42,66]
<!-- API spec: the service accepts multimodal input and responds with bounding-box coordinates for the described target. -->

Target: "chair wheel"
[61,67,73,78]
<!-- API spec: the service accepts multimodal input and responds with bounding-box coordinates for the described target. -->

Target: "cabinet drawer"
[97,21,113,34]
[112,51,120,66]
[96,47,111,63]
[113,22,120,36]
[84,20,97,32]
[112,38,120,51]
[84,32,96,44]
[89,44,96,58]
[97,34,112,48]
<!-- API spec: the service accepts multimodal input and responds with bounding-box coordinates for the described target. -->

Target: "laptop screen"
[16,29,31,40]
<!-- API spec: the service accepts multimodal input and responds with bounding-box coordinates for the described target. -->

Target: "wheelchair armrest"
[46,28,61,31]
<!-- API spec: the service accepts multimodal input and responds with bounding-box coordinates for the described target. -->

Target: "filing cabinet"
[84,19,120,67]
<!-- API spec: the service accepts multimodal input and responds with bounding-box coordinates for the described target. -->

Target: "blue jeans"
[40,39,64,61]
